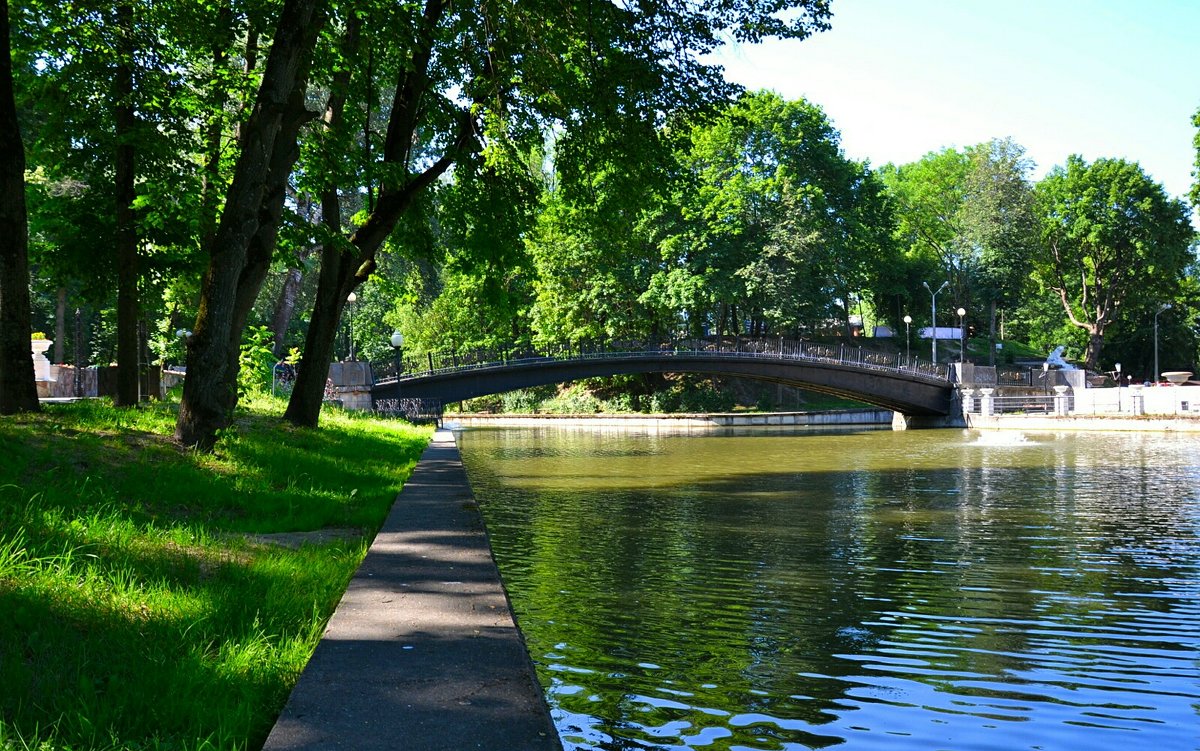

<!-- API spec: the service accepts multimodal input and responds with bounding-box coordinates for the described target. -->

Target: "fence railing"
[370,337,952,385]
[967,394,1075,415]
[988,395,1055,414]
[373,397,443,424]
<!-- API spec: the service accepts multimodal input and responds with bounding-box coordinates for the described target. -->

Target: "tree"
[0,0,39,414]
[658,91,896,338]
[882,139,1039,360]
[958,138,1038,363]
[176,0,328,448]
[528,118,681,345]
[880,147,971,299]
[277,0,835,429]
[16,0,231,399]
[1033,155,1194,371]
[112,0,139,406]
[1192,104,1200,209]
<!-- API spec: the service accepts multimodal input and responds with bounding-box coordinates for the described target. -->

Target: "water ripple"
[461,428,1200,751]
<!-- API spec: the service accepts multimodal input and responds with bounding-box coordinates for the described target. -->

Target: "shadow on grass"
[0,400,432,750]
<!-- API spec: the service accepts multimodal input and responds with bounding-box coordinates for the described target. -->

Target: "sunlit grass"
[0,396,432,750]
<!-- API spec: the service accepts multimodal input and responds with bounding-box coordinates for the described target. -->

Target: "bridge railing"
[371,337,951,384]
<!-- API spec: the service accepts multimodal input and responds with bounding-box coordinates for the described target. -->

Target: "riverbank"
[449,408,1200,433]
[966,413,1200,432]
[447,408,894,429]
[0,398,431,750]
[262,430,561,751]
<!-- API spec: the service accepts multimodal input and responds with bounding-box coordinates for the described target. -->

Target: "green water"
[456,426,1200,751]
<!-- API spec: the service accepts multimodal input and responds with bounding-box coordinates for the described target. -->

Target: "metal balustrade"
[370,337,952,385]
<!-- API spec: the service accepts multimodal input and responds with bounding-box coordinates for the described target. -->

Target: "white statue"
[1045,346,1076,370]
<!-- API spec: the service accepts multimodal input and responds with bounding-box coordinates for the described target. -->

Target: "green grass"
[0,395,433,751]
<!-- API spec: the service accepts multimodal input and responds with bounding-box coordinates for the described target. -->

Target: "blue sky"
[715,0,1200,211]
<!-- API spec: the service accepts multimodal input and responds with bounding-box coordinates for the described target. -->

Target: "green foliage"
[15,0,215,364]
[1191,105,1200,209]
[1005,292,1089,361]
[880,147,972,279]
[238,325,276,398]
[0,399,431,750]
[1032,155,1195,369]
[661,91,898,337]
[879,138,1038,341]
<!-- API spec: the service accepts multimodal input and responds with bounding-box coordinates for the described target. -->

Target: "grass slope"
[0,396,432,750]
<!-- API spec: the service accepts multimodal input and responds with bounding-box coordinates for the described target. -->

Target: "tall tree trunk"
[114,0,139,406]
[987,298,997,366]
[175,0,327,449]
[283,242,351,427]
[271,265,305,358]
[284,0,478,427]
[199,2,235,250]
[284,28,361,429]
[1085,327,1103,373]
[54,286,66,363]
[215,90,314,418]
[0,0,38,414]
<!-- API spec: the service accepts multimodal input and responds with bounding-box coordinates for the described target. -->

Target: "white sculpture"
[1045,346,1076,370]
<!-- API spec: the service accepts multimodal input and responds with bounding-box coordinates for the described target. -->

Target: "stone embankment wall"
[449,409,894,428]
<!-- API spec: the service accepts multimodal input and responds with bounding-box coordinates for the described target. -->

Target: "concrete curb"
[261,430,561,751]
[966,414,1200,432]
[447,408,894,428]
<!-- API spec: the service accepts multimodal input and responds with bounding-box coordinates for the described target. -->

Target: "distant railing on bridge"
[370,337,951,384]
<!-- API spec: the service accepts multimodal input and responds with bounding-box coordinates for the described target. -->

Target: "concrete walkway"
[262,430,562,751]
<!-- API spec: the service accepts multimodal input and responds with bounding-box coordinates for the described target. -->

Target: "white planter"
[30,339,53,381]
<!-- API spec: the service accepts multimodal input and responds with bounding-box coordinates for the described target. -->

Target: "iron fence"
[972,394,1074,415]
[371,336,951,385]
[373,397,443,424]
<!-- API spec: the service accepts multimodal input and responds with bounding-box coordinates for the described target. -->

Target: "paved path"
[262,430,562,751]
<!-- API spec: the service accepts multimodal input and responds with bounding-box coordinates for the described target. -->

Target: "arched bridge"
[370,338,955,418]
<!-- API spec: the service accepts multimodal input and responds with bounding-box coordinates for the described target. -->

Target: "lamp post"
[1115,361,1122,412]
[922,280,949,362]
[390,330,404,379]
[1154,302,1171,385]
[390,330,404,418]
[902,314,912,362]
[75,308,84,397]
[956,307,967,363]
[346,292,357,361]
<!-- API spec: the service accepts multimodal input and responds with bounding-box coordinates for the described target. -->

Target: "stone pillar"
[1053,385,1070,416]
[1128,384,1145,416]
[979,388,994,417]
[328,361,375,411]
[961,388,976,414]
[954,362,974,386]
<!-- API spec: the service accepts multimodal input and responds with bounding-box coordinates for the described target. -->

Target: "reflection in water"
[457,427,1200,751]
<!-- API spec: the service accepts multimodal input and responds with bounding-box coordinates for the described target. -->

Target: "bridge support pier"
[891,412,967,430]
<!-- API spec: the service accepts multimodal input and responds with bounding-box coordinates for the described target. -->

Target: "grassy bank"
[0,396,432,751]
[452,377,871,415]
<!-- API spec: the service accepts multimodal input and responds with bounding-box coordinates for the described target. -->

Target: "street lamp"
[390,330,404,418]
[902,314,912,362]
[956,307,967,363]
[1115,361,1122,412]
[346,292,357,361]
[1154,302,1171,385]
[390,330,404,379]
[922,280,949,362]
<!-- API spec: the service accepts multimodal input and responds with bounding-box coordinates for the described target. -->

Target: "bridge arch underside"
[374,356,952,417]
